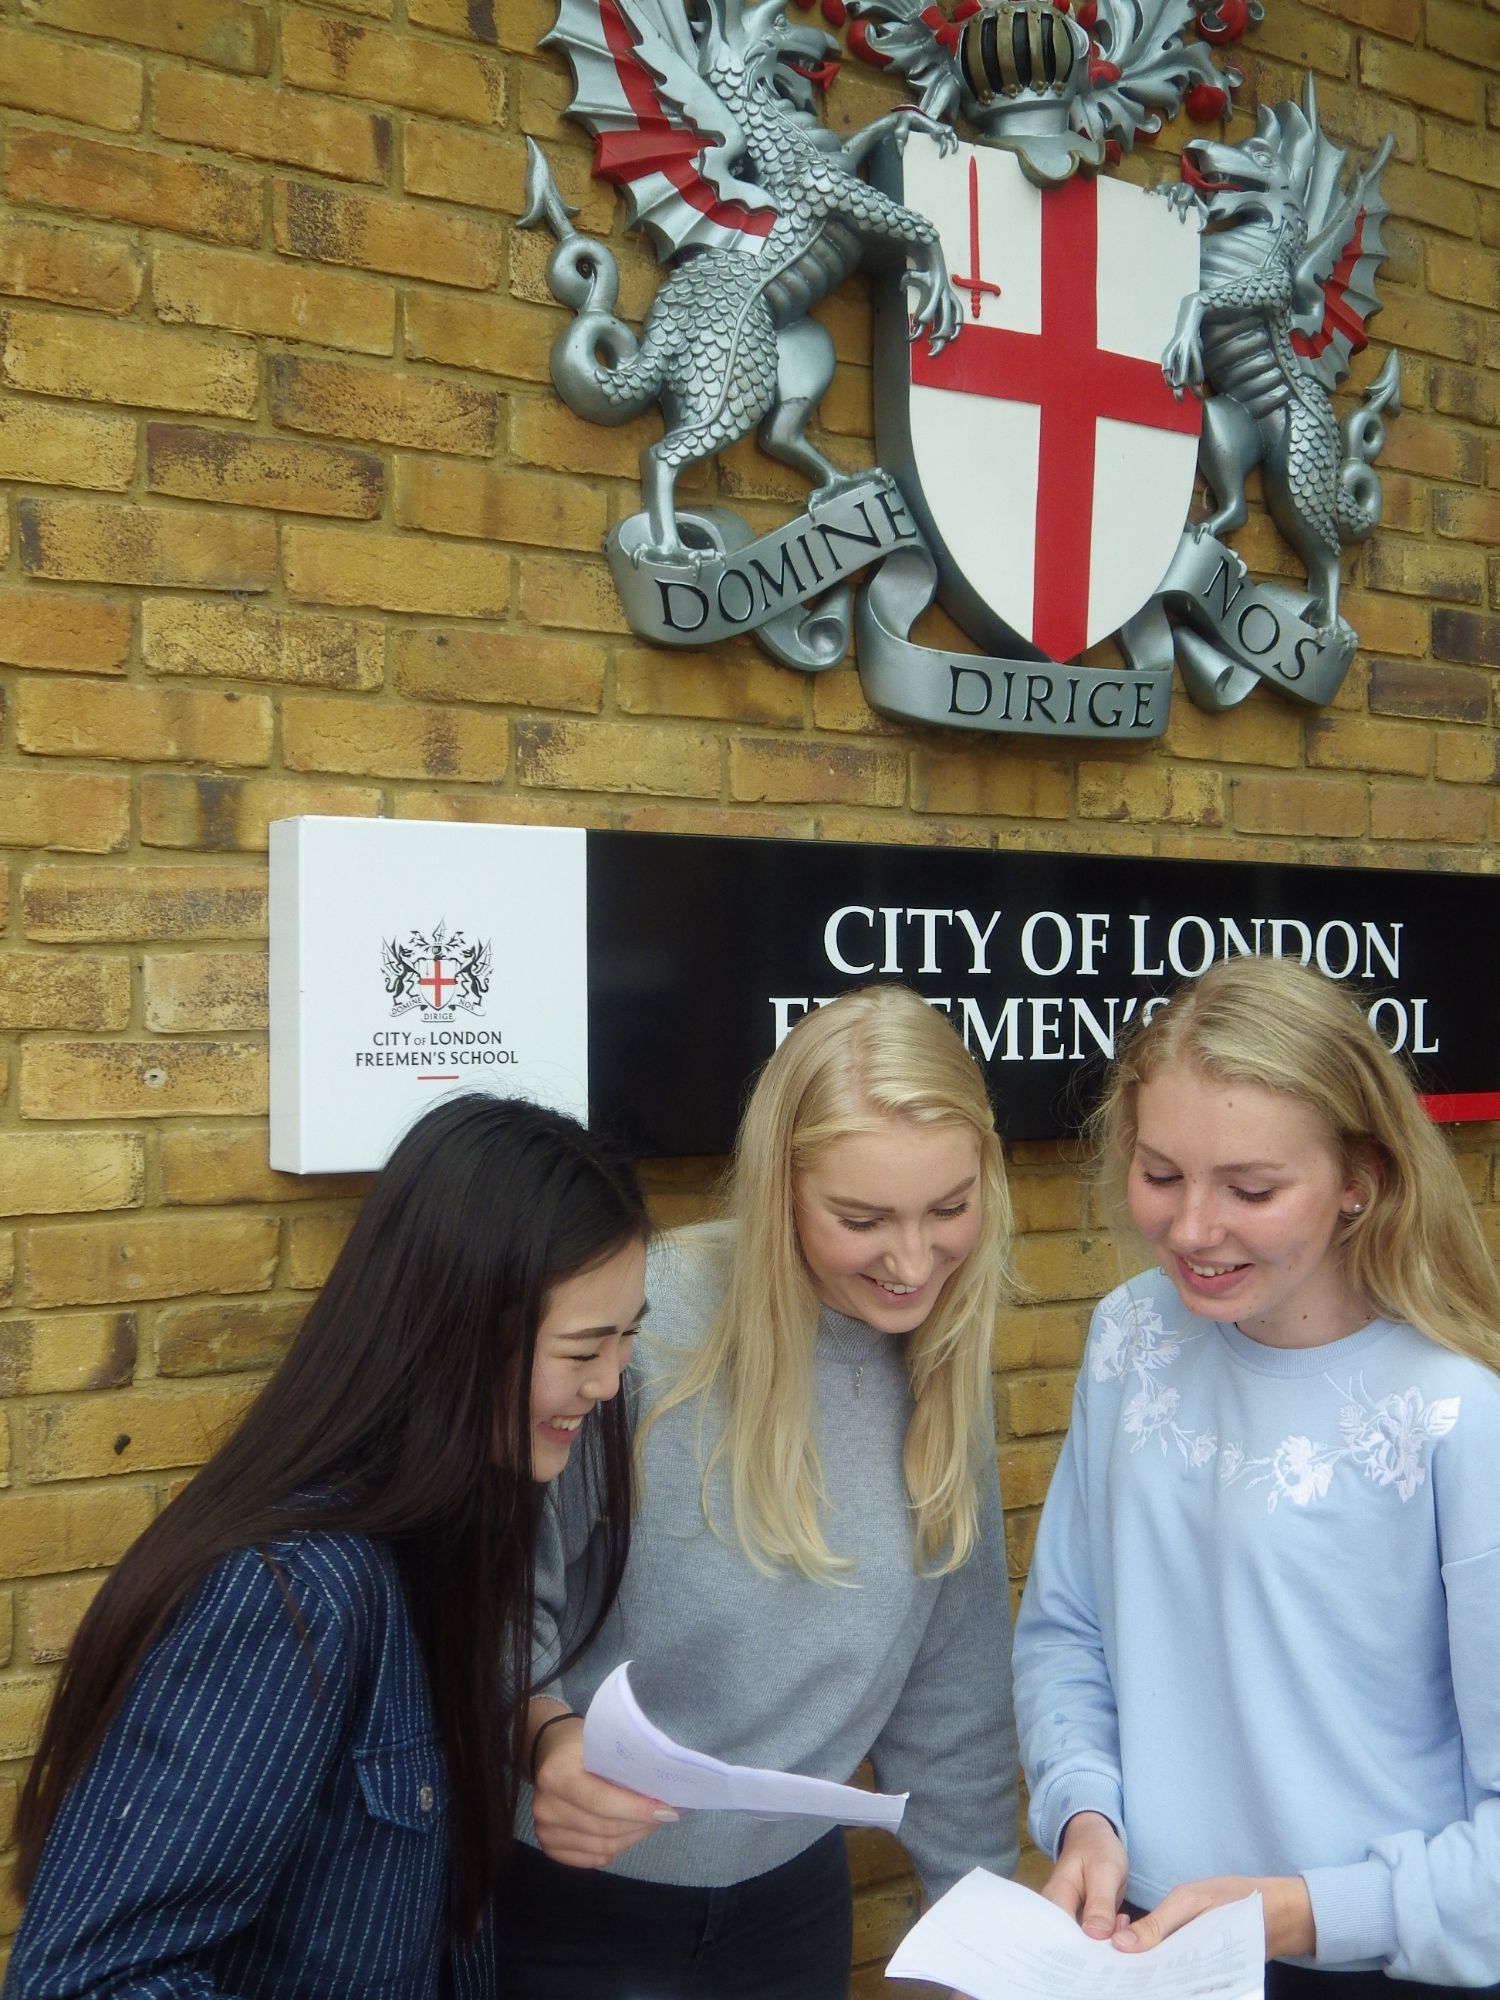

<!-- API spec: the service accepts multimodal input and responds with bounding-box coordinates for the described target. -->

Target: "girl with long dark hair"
[5,1093,649,2000]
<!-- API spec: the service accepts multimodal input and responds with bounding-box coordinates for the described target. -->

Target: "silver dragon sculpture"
[1162,77,1401,647]
[521,0,961,570]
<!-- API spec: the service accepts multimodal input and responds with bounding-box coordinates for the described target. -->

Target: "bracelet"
[529,1708,577,1784]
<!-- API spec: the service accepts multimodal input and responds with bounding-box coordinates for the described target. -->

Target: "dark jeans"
[494,1829,853,1999]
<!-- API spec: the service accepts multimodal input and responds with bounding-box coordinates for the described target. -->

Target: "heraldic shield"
[874,134,1203,667]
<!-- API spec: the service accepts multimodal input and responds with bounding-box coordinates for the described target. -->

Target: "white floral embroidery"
[1089,1287,1462,1512]
[1090,1292,1216,1467]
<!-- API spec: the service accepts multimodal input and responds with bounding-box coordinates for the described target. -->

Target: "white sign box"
[269,817,589,1173]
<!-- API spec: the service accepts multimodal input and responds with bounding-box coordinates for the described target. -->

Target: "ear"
[1339,1145,1381,1219]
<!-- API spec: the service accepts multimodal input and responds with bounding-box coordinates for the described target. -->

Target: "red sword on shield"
[952,156,1001,319]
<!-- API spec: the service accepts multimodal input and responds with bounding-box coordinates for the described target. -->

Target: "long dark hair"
[13,1094,648,1933]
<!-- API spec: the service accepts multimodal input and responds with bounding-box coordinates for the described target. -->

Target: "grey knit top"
[520,1224,1018,1895]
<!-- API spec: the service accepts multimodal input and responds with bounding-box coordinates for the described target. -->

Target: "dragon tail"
[1337,349,1401,544]
[519,139,663,426]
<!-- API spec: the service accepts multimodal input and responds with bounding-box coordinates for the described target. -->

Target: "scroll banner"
[269,818,1500,1172]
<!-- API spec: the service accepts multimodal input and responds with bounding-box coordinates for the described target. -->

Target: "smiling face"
[1127,1059,1369,1348]
[528,1237,647,1482]
[793,1117,983,1334]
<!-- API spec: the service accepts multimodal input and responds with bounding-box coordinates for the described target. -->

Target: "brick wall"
[0,0,1496,1984]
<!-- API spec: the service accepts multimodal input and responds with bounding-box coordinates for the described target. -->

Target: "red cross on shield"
[884,138,1202,664]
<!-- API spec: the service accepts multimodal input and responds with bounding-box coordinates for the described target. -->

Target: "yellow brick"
[1376,290,1481,367]
[281,12,503,123]
[518,719,721,798]
[1369,783,1489,844]
[23,1215,279,1311]
[996,1438,1065,1509]
[1433,730,1500,785]
[22,0,271,69]
[0,214,143,314]
[0,1483,154,1579]
[283,524,509,618]
[142,598,384,691]
[508,396,681,485]
[403,291,551,382]
[17,679,272,765]
[1076,760,1226,827]
[0,23,143,131]
[0,1310,136,1391]
[0,1130,143,1221]
[390,789,606,828]
[269,354,497,453]
[1423,1,1500,70]
[22,863,266,944]
[1427,239,1500,311]
[0,952,130,1028]
[910,747,1072,819]
[0,1592,10,1669]
[405,0,517,38]
[156,1297,304,1376]
[27,1574,104,1664]
[810,669,904,739]
[729,736,905,808]
[394,458,606,551]
[1339,588,1431,658]
[21,1039,267,1122]
[285,1209,356,1289]
[1231,773,1366,838]
[393,628,602,712]
[3,130,260,246]
[281,693,509,779]
[1435,488,1500,544]
[615,645,804,727]
[143,952,267,1032]
[24,1382,261,1480]
[851,1879,920,1968]
[1,306,256,416]
[146,423,382,520]
[1365,539,1486,602]
[272,179,503,289]
[402,119,522,211]
[18,498,274,592]
[153,69,391,182]
[616,803,792,840]
[0,1677,51,1760]
[0,589,131,672]
[153,248,396,362]
[1013,1233,1123,1304]
[0,398,134,491]
[1305,714,1430,775]
[516,554,630,635]
[0,772,131,854]
[160,1126,366,1205]
[139,774,382,850]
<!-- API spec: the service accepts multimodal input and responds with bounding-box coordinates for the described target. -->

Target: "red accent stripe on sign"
[1418,1091,1500,1123]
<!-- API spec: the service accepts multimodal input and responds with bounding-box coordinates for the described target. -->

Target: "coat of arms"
[523,0,1400,741]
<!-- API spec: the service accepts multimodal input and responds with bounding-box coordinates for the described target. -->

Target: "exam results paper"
[887,1870,1265,2000]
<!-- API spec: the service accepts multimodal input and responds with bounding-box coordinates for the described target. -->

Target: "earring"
[1346,1201,1364,1216]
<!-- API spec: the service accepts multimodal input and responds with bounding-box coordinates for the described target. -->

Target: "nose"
[881,1220,930,1285]
[581,1335,629,1405]
[1166,1181,1224,1252]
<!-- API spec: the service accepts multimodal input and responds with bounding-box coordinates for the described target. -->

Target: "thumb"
[1115,1908,1164,1954]
[1080,1889,1119,1941]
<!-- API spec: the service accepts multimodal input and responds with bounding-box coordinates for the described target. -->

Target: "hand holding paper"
[583,1663,908,1832]
[887,1870,1265,2000]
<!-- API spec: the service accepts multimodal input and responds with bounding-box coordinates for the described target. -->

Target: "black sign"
[583,832,1499,1151]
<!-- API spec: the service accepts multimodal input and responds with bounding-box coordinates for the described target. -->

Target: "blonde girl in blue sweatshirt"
[1014,954,1500,1997]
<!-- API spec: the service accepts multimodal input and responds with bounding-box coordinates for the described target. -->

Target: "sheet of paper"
[582,1662,907,1832]
[887,1870,1265,2000]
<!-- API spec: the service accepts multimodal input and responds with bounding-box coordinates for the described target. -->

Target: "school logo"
[523,0,1400,741]
[381,921,493,1021]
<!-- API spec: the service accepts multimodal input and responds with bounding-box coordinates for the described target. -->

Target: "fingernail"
[653,1809,680,1823]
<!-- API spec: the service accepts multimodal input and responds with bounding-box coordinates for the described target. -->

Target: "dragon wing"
[543,0,776,260]
[1289,113,1393,392]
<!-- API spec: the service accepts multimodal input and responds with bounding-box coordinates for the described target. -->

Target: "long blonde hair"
[642,984,1014,1580]
[1093,955,1500,1371]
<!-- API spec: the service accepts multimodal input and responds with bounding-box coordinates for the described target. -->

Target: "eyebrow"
[1136,1142,1285,1174]
[551,1302,648,1342]
[825,1175,977,1214]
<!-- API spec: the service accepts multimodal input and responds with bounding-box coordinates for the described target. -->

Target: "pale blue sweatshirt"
[1014,1267,1500,1985]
